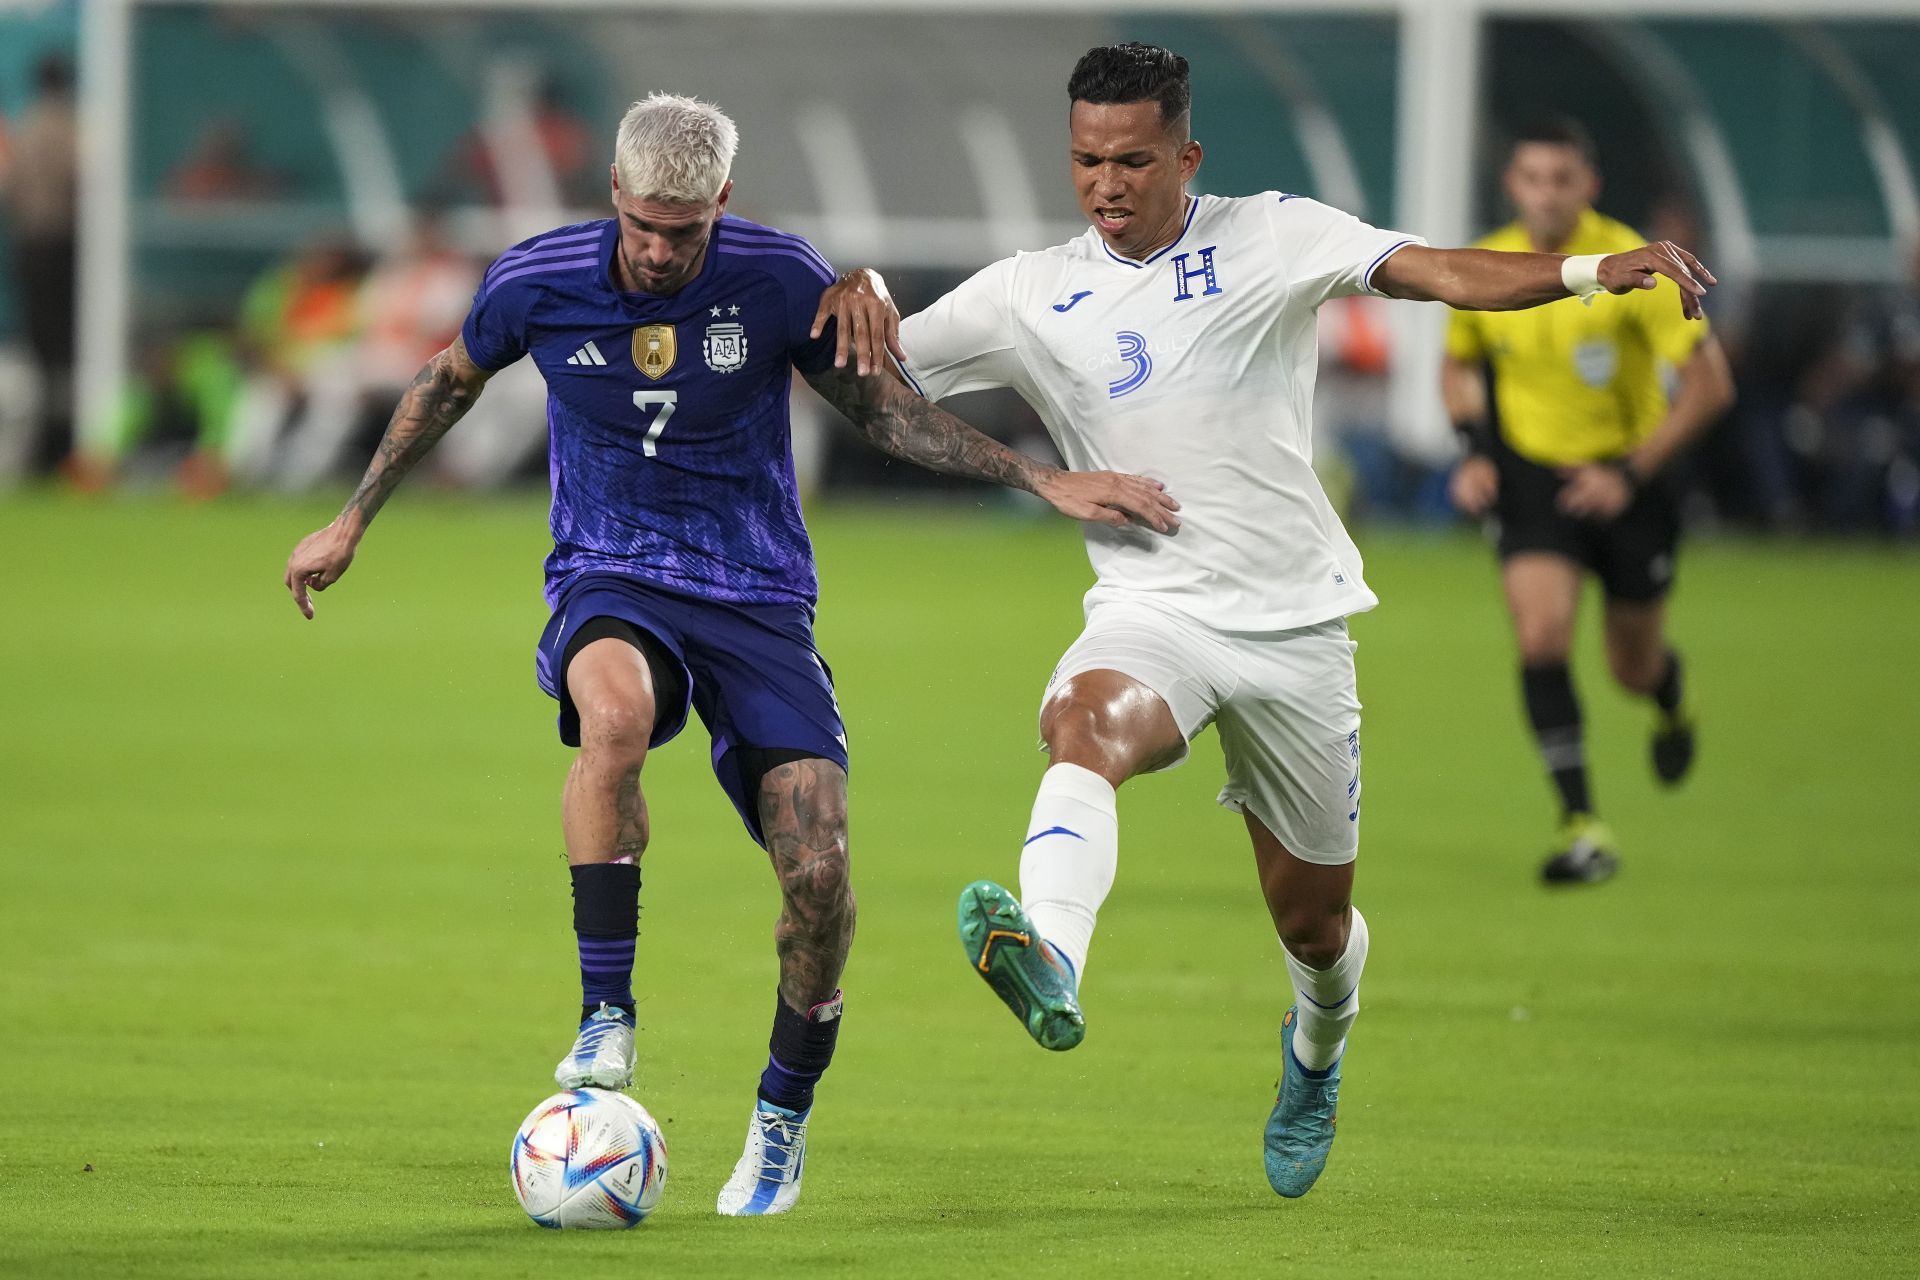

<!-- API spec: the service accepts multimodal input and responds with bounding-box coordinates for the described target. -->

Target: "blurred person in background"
[0,54,78,476]
[1694,244,1918,535]
[1442,117,1734,885]
[1889,239,1920,537]
[224,239,368,485]
[1815,237,1920,535]
[1721,281,1852,530]
[276,211,479,488]
[164,117,286,204]
[435,75,602,212]
[88,330,244,497]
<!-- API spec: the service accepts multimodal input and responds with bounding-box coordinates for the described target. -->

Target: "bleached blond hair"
[613,93,737,206]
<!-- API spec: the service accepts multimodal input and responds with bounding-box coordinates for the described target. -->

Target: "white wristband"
[1561,253,1606,305]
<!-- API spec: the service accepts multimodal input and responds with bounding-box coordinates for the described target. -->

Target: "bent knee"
[1277,907,1349,970]
[1041,688,1176,779]
[1514,626,1573,666]
[1605,644,1663,693]
[777,841,852,907]
[576,697,654,764]
[1041,695,1111,751]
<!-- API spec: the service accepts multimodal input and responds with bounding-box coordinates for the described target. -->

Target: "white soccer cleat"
[554,1003,636,1090]
[715,1100,809,1216]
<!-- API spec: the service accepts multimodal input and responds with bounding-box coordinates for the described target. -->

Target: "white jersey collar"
[1097,195,1201,269]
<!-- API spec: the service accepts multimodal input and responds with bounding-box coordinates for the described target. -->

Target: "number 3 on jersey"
[632,390,677,457]
[1107,331,1152,399]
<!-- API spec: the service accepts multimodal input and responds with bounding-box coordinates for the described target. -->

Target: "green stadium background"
[0,2,1915,1277]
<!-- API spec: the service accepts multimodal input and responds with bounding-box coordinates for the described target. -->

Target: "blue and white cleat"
[1264,1006,1341,1198]
[554,1003,636,1090]
[716,1100,809,1216]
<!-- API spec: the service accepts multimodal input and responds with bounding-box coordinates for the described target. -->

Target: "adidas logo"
[566,341,608,367]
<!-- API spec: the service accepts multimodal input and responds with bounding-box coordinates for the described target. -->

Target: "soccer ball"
[511,1089,668,1228]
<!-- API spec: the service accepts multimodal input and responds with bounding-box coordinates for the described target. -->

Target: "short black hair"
[1067,43,1190,129]
[1509,115,1597,167]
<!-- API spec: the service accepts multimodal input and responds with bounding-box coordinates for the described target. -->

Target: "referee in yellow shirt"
[1443,118,1735,885]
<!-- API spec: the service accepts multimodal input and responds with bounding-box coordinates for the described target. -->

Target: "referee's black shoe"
[1651,710,1696,786]
[1540,814,1618,886]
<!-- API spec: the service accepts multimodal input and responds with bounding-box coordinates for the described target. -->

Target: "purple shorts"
[537,572,848,845]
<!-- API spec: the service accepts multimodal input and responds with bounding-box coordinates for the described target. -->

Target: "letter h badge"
[1171,246,1223,302]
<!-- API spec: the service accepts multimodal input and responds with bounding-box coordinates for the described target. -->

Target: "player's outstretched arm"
[1376,242,1715,319]
[802,364,1180,533]
[282,335,494,619]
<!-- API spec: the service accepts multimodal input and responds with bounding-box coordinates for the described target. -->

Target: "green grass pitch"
[1,492,1915,1278]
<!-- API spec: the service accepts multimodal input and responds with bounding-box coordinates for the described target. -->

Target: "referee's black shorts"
[1490,442,1680,603]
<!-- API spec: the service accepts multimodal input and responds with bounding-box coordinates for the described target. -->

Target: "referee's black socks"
[1521,661,1592,818]
[1653,650,1685,715]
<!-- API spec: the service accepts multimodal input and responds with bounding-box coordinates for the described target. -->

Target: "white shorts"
[1041,597,1363,865]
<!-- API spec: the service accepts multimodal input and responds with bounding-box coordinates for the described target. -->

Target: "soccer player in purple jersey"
[282,93,1178,1218]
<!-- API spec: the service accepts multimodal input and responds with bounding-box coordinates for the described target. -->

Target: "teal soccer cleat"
[1264,1006,1340,1198]
[956,880,1085,1051]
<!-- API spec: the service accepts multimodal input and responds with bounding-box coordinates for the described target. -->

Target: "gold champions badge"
[632,325,677,379]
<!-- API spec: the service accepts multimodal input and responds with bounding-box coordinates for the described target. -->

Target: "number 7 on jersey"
[632,390,677,458]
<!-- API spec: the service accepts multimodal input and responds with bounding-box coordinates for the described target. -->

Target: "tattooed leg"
[757,758,856,1010]
[715,757,853,1214]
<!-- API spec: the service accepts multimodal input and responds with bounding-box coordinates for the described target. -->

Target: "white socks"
[1016,758,1366,1074]
[1018,763,1119,982]
[1283,907,1369,1072]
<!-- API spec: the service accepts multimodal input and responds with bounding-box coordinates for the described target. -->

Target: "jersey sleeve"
[1268,195,1426,309]
[771,240,840,376]
[897,257,1022,401]
[461,266,532,372]
[1444,306,1485,361]
[1626,272,1710,366]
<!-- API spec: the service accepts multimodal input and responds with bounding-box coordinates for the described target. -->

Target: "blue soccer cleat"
[716,1099,810,1216]
[1264,1005,1341,1198]
[554,1003,636,1090]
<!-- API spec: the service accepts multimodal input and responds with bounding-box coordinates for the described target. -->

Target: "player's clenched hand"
[1449,455,1499,518]
[1599,241,1716,320]
[1035,470,1181,533]
[1556,464,1634,521]
[283,520,360,619]
[810,268,905,377]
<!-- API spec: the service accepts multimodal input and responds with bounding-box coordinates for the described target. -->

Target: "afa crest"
[632,325,676,380]
[703,322,748,373]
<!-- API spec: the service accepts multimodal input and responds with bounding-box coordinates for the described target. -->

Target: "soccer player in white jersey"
[819,42,1712,1198]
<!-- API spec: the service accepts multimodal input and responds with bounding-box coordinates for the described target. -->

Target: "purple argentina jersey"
[461,215,838,607]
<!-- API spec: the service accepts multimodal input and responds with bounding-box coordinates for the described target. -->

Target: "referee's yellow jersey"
[1445,208,1710,467]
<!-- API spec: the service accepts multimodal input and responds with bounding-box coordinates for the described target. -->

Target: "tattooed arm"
[802,363,1180,533]
[282,335,494,618]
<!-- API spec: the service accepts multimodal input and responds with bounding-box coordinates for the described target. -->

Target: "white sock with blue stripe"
[1283,907,1369,1072]
[1018,763,1118,983]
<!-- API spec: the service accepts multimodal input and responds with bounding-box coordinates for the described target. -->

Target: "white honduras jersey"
[898,193,1424,631]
